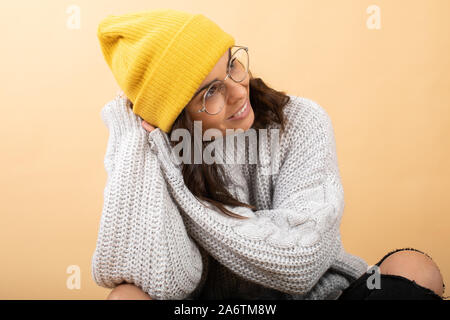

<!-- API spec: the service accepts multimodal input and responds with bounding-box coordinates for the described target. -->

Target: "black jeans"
[338,247,445,300]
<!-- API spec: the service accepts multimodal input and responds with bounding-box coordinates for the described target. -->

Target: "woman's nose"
[225,80,248,105]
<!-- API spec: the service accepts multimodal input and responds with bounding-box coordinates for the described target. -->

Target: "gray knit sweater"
[91,92,369,300]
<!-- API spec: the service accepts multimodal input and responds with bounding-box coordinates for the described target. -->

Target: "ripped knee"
[106,283,153,300]
[379,249,445,297]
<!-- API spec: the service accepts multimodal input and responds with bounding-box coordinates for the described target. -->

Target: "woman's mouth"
[227,99,250,121]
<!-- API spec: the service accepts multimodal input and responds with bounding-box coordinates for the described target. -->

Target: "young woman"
[92,9,445,300]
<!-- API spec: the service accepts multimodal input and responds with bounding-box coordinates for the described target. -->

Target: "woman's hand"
[115,90,157,133]
[141,120,156,132]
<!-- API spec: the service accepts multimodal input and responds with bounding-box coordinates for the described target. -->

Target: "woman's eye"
[206,86,217,98]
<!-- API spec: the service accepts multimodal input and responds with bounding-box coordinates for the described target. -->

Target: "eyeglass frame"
[193,45,249,115]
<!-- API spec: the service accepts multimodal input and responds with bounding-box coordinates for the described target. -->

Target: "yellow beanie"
[97,8,235,133]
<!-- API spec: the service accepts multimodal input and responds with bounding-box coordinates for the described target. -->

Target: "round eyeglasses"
[195,46,249,115]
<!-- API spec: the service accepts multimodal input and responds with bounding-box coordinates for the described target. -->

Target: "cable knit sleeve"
[90,95,204,300]
[148,98,353,295]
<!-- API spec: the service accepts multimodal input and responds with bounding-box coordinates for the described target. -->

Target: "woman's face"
[184,47,254,137]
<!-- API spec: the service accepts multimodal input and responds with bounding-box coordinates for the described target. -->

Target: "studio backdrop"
[0,0,448,299]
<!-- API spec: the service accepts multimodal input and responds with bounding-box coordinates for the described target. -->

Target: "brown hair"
[129,70,291,219]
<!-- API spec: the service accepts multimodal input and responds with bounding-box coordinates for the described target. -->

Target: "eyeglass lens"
[203,47,249,115]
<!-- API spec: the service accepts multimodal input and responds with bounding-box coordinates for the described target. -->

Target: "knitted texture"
[97,9,235,133]
[91,93,369,300]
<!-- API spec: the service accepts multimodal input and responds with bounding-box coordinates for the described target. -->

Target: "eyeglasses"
[194,45,249,116]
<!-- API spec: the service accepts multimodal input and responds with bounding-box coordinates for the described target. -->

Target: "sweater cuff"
[100,96,147,138]
[331,248,369,281]
[148,128,183,173]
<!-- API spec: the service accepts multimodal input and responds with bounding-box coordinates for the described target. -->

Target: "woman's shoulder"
[283,94,333,127]
[272,94,337,166]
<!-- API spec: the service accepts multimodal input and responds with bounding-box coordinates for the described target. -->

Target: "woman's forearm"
[147,128,340,294]
[91,97,204,300]
[147,100,367,295]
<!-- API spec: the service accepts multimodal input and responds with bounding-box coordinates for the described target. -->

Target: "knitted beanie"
[97,8,235,133]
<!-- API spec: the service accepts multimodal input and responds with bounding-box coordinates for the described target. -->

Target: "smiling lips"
[227,99,249,120]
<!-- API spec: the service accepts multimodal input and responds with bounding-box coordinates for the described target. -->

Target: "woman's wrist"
[101,97,147,138]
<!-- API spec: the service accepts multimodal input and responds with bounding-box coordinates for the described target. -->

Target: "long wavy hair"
[128,70,291,219]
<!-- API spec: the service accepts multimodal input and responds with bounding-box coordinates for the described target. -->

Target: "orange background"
[0,0,448,299]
